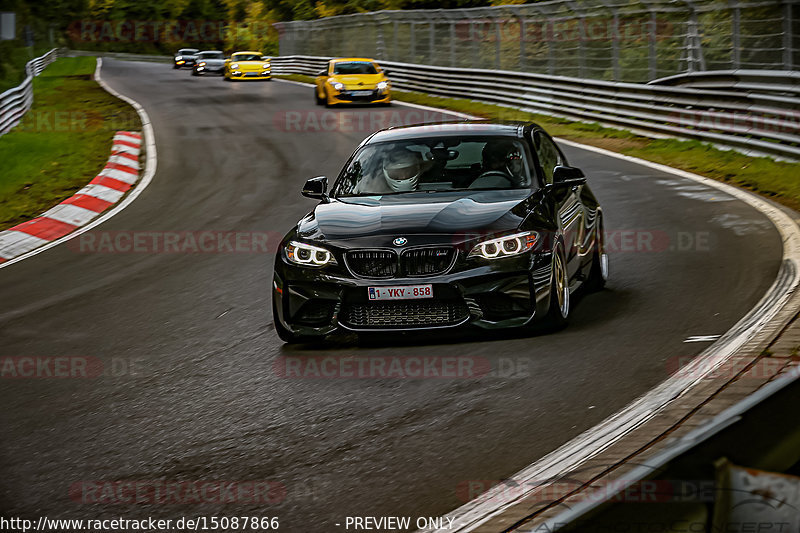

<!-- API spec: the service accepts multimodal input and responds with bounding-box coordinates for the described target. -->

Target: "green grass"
[277,73,800,211]
[0,57,141,230]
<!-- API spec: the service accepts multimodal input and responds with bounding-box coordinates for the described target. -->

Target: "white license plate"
[350,90,373,96]
[368,285,433,301]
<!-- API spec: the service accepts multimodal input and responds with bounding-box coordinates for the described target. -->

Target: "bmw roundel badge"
[393,237,408,246]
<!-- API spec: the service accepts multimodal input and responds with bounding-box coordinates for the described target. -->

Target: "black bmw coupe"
[272,122,608,343]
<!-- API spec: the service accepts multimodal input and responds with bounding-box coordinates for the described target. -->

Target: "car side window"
[532,130,563,185]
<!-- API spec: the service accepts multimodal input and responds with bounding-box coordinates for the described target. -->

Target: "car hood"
[331,74,385,88]
[199,59,225,66]
[296,190,533,247]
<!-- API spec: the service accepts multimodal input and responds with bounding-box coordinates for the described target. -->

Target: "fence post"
[495,17,501,69]
[450,21,456,67]
[519,17,526,71]
[649,10,657,79]
[393,20,398,61]
[410,22,416,62]
[783,0,793,70]
[612,11,620,80]
[430,20,435,64]
[731,1,740,69]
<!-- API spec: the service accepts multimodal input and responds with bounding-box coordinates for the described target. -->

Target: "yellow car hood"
[331,73,386,89]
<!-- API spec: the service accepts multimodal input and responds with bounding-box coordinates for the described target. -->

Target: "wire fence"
[274,0,800,83]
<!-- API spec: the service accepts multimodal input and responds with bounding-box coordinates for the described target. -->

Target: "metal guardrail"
[272,55,800,161]
[0,48,60,137]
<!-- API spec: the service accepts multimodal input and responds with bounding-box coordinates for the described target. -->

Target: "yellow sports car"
[224,51,271,81]
[314,58,391,107]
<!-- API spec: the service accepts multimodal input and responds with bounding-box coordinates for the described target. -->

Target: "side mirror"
[552,165,585,184]
[262,56,270,61]
[302,176,328,199]
[317,70,328,77]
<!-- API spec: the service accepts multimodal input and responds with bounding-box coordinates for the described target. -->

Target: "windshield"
[332,62,378,75]
[178,49,197,55]
[199,52,224,59]
[233,54,263,61]
[332,137,535,197]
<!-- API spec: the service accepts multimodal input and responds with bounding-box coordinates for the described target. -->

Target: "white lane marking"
[684,335,722,343]
[0,57,157,269]
[77,184,125,203]
[0,231,49,260]
[40,204,99,226]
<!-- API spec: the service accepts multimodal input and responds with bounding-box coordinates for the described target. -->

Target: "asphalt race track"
[0,59,783,531]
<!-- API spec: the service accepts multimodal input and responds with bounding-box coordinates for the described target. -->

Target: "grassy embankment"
[0,56,140,230]
[278,73,800,211]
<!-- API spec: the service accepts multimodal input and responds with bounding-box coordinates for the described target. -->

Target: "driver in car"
[354,149,423,194]
[471,139,525,188]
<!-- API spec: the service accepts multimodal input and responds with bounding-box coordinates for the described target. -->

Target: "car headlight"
[285,241,337,267]
[176,56,183,60]
[263,63,270,69]
[468,231,538,260]
[377,80,389,90]
[231,63,239,69]
[198,62,206,67]
[332,81,345,91]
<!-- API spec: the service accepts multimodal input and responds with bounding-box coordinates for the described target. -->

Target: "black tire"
[584,216,608,292]
[323,89,333,108]
[192,70,199,77]
[545,245,570,329]
[314,87,324,105]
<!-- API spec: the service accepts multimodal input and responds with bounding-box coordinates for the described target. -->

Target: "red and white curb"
[0,131,142,263]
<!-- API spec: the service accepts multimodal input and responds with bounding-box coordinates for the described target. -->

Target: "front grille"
[345,247,456,278]
[345,250,397,278]
[341,300,469,329]
[402,247,455,276]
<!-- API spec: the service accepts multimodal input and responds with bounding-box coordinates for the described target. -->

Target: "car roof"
[367,121,528,143]
[331,57,376,63]
[198,50,223,54]
[232,51,263,55]
[179,48,198,52]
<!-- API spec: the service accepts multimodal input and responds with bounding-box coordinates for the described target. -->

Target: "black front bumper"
[273,253,554,338]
